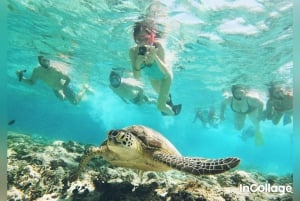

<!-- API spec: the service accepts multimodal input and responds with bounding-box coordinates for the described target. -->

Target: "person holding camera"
[16,55,92,105]
[129,19,181,116]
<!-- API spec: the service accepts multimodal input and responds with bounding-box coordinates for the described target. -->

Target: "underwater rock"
[7,131,293,201]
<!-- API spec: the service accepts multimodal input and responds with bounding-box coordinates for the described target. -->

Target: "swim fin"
[161,104,182,116]
[254,130,264,146]
[161,94,182,116]
[166,94,174,107]
[172,104,182,115]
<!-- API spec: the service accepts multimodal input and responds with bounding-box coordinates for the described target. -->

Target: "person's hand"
[144,46,157,63]
[136,54,145,66]
[147,45,157,55]
[16,69,26,82]
[58,90,66,100]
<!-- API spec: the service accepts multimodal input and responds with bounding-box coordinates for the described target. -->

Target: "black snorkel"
[109,71,122,88]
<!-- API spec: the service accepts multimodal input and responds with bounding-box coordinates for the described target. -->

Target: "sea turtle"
[72,125,240,180]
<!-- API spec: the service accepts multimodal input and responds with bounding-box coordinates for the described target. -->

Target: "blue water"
[7,0,293,175]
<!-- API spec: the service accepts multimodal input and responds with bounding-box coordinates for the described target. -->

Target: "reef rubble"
[7,131,293,201]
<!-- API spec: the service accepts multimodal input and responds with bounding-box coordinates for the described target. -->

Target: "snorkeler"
[109,70,155,105]
[263,85,293,125]
[193,107,220,128]
[16,56,93,105]
[129,19,181,116]
[220,85,264,145]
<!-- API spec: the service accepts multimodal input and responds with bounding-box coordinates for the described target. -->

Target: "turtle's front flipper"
[70,146,106,181]
[153,152,240,175]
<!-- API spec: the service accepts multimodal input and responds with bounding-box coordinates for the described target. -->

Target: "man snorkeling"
[16,56,92,105]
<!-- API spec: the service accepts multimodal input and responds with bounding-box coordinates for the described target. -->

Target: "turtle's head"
[107,129,142,155]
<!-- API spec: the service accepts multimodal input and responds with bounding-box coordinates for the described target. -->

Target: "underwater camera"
[138,46,148,56]
[17,69,27,81]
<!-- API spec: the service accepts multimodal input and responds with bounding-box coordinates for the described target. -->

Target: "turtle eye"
[108,130,119,137]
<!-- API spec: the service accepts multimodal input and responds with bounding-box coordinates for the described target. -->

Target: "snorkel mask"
[109,71,121,88]
[148,31,155,45]
[231,85,245,100]
[38,55,50,68]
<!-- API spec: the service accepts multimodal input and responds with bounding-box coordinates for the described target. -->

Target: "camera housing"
[18,69,27,82]
[138,46,148,56]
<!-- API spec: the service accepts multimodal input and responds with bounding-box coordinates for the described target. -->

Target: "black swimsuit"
[231,98,255,114]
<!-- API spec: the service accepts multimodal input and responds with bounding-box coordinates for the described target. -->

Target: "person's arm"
[61,73,71,87]
[249,96,264,119]
[17,68,38,85]
[129,47,142,79]
[148,42,173,79]
[220,98,229,120]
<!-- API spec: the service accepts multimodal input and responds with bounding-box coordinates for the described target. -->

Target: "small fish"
[8,120,15,125]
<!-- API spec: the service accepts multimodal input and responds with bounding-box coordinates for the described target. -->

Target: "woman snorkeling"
[129,19,181,116]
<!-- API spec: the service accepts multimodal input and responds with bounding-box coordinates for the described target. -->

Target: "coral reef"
[7,131,293,201]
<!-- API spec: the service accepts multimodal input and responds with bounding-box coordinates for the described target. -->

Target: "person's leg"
[53,90,65,101]
[63,86,80,105]
[233,113,246,130]
[248,110,264,145]
[151,78,174,115]
[271,111,283,125]
[75,87,88,103]
[248,110,261,129]
[283,110,293,125]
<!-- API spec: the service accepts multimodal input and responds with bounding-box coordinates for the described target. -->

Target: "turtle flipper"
[153,153,240,175]
[70,146,107,181]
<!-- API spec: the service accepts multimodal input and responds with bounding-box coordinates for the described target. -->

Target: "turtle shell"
[123,125,181,156]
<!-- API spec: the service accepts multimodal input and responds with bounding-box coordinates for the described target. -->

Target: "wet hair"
[38,55,44,62]
[231,84,245,94]
[231,84,246,100]
[38,55,50,67]
[268,85,285,98]
[133,19,163,42]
